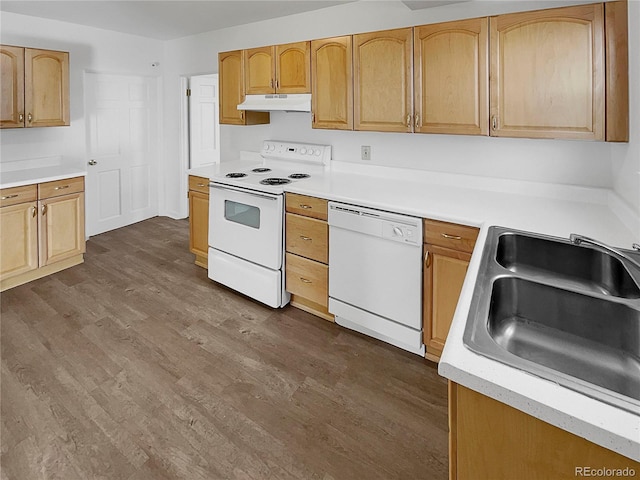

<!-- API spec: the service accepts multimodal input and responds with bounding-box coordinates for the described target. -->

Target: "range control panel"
[261,141,332,166]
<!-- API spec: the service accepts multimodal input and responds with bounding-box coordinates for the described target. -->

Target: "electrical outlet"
[361,145,371,160]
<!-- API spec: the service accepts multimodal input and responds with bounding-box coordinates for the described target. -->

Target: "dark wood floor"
[1,217,448,480]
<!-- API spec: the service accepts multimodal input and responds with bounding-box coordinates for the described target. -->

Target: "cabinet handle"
[311,112,315,124]
[28,113,33,123]
[441,233,462,240]
[54,185,69,191]
[1,194,18,200]
[276,79,279,89]
[415,114,420,129]
[32,206,37,217]
[19,113,24,123]
[196,183,207,187]
[491,115,497,131]
[425,250,431,268]
[41,204,47,216]
[240,110,245,121]
[300,277,312,284]
[270,79,274,89]
[406,114,411,128]
[299,204,312,209]
[299,235,312,241]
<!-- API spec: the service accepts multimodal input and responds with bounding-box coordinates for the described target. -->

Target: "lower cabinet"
[0,176,85,291]
[423,219,479,362]
[284,193,333,321]
[449,382,640,479]
[188,175,209,268]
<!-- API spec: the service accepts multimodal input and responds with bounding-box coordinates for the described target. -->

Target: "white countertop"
[190,159,640,460]
[0,165,87,189]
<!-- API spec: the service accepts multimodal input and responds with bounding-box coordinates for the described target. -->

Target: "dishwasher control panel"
[383,222,420,245]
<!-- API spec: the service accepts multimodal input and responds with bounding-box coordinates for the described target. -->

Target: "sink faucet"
[569,234,640,271]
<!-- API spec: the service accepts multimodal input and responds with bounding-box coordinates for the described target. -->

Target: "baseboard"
[1,254,84,292]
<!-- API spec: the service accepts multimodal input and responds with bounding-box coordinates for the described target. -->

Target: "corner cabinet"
[423,219,479,363]
[1,45,70,128]
[188,175,209,268]
[0,176,85,291]
[244,41,311,94]
[449,382,640,479]
[353,28,413,133]
[218,50,269,125]
[489,4,605,140]
[311,36,353,130]
[285,193,333,322]
[414,18,488,136]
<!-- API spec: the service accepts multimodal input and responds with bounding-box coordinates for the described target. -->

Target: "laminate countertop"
[189,159,640,461]
[0,166,87,189]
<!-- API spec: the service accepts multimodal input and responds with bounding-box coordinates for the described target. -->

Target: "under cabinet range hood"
[237,94,311,112]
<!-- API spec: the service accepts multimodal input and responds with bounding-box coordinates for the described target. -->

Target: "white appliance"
[208,140,331,308]
[328,202,425,355]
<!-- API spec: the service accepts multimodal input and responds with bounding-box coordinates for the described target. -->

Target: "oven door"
[209,183,283,270]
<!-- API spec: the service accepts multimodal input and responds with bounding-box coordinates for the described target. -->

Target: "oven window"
[224,200,260,229]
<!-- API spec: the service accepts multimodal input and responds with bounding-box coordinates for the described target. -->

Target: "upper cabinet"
[414,18,488,136]
[311,36,353,130]
[218,50,269,125]
[489,4,605,140]
[244,41,311,94]
[354,28,413,133]
[1,45,69,129]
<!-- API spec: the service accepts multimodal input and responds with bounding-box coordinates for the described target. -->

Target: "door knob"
[88,159,97,166]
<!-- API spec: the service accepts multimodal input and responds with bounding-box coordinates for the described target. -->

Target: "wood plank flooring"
[1,217,448,480]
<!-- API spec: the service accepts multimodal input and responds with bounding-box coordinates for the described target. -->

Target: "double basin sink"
[464,227,640,413]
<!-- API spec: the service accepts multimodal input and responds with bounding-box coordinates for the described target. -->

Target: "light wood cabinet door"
[490,4,604,140]
[244,46,275,94]
[219,50,269,125]
[25,48,69,127]
[189,189,209,267]
[311,36,353,130]
[0,45,25,128]
[354,28,413,133]
[0,202,38,280]
[424,245,471,361]
[285,252,328,308]
[39,192,85,267]
[414,18,488,136]
[275,41,311,93]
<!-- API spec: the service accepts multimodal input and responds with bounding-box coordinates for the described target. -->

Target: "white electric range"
[207,140,331,308]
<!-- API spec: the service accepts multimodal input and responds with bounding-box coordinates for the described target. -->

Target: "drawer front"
[424,219,479,253]
[285,213,328,263]
[0,184,37,207]
[285,193,328,220]
[189,175,210,194]
[285,252,328,307]
[38,176,84,199]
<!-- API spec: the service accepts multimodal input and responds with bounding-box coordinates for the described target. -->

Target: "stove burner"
[260,178,291,186]
[225,172,247,178]
[252,167,272,173]
[288,173,310,179]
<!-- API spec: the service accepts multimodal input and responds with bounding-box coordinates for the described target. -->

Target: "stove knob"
[269,144,275,151]
[314,149,321,156]
[393,227,404,237]
[300,147,307,154]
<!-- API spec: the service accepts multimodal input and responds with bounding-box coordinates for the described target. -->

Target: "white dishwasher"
[328,202,424,356]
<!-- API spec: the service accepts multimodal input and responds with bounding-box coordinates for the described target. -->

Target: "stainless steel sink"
[464,227,640,413]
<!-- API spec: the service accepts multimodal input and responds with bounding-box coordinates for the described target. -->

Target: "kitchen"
[1,0,639,479]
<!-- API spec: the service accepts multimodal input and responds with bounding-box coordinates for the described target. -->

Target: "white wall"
[162,0,635,220]
[0,12,163,169]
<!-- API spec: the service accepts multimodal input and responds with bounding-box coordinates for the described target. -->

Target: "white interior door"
[189,74,220,167]
[85,73,159,236]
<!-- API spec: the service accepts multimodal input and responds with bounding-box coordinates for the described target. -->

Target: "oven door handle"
[209,183,279,201]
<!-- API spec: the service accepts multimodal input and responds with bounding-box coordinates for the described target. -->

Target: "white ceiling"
[0,0,469,41]
[0,1,356,41]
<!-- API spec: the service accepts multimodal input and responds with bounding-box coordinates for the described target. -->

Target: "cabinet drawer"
[0,184,37,207]
[424,219,479,253]
[38,176,84,199]
[285,193,328,220]
[189,175,210,194]
[285,253,328,307]
[285,213,328,263]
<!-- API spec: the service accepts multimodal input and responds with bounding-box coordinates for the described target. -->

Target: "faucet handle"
[633,243,640,251]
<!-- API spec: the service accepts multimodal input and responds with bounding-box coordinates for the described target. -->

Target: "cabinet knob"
[19,113,24,123]
[88,159,97,166]
[415,114,420,129]
[28,113,33,123]
[425,250,431,268]
[406,114,411,128]
[491,115,497,131]
[32,206,37,218]
[41,204,47,216]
